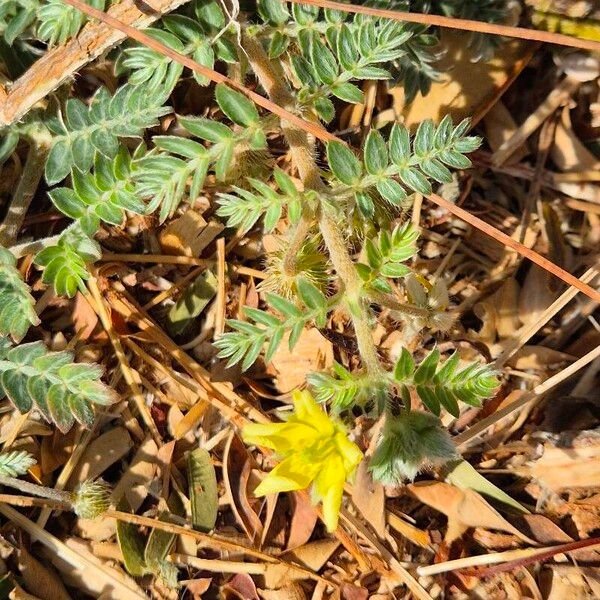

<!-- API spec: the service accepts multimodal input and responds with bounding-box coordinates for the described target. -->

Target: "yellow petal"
[254,455,318,496]
[334,432,363,474]
[242,422,286,448]
[291,390,334,436]
[313,458,345,532]
[243,421,317,454]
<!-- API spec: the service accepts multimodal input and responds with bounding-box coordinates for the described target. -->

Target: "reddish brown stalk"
[289,0,600,53]
[428,193,600,304]
[60,0,600,306]
[473,537,600,577]
[60,0,336,143]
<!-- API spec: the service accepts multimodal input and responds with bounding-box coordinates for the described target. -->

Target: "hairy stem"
[0,128,52,247]
[0,475,70,504]
[319,210,382,375]
[369,291,429,318]
[243,34,383,376]
[9,234,61,258]
[282,214,313,277]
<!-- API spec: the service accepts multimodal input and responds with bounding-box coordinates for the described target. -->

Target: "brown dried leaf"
[507,346,573,371]
[223,432,262,542]
[551,106,600,172]
[282,539,340,572]
[259,583,307,600]
[159,210,223,257]
[67,427,133,486]
[18,544,71,600]
[483,101,529,165]
[531,444,600,491]
[389,33,532,127]
[271,328,333,394]
[181,578,211,599]
[351,460,385,537]
[111,436,158,511]
[38,536,145,600]
[71,292,99,340]
[408,482,536,544]
[340,583,369,600]
[222,574,259,600]
[287,492,318,550]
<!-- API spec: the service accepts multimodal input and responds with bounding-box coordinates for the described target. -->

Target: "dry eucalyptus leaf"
[408,481,536,544]
[18,544,71,600]
[271,328,333,394]
[531,444,600,491]
[67,427,133,486]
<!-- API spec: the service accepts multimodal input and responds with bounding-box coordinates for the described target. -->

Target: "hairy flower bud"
[71,479,111,518]
[369,411,457,485]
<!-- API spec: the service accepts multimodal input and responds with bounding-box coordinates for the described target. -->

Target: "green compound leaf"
[0,450,36,477]
[327,141,362,185]
[0,337,117,432]
[0,247,39,341]
[215,83,260,127]
[44,83,172,185]
[215,279,333,371]
[393,348,500,417]
[49,147,142,235]
[34,224,100,298]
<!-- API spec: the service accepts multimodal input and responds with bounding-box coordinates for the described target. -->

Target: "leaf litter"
[1,1,600,599]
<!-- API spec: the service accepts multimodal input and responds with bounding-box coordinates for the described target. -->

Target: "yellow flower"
[242,390,363,532]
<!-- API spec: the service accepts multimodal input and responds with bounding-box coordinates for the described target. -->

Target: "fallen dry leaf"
[18,544,71,600]
[111,435,158,510]
[271,328,333,394]
[408,481,536,544]
[531,444,600,491]
[351,460,385,537]
[67,427,133,486]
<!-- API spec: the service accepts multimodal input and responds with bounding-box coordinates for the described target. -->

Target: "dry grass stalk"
[288,0,600,53]
[454,342,600,447]
[87,277,163,444]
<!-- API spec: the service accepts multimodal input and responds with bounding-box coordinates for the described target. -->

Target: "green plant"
[0,247,39,341]
[1,0,106,47]
[0,450,36,477]
[0,0,504,534]
[0,337,117,432]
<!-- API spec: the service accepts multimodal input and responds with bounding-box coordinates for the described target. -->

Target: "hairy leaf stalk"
[0,475,71,504]
[243,32,383,377]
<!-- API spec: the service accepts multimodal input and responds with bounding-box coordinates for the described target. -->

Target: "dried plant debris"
[0,0,600,597]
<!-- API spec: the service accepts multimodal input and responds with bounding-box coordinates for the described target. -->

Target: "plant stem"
[0,475,71,504]
[282,214,313,276]
[243,34,383,376]
[9,234,60,258]
[369,290,429,318]
[0,127,52,247]
[319,210,382,375]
